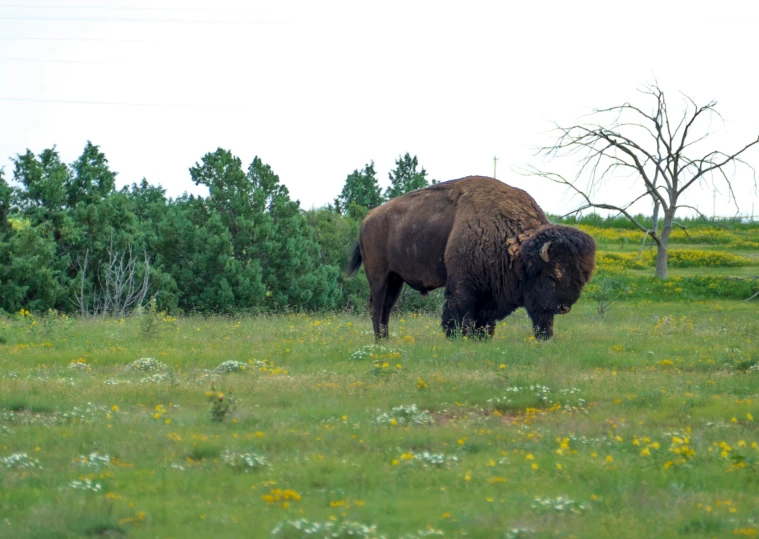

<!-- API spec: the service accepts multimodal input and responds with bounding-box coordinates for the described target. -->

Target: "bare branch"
[534,81,759,278]
[71,240,152,318]
[671,222,692,240]
[539,123,671,209]
[517,166,661,246]
[677,136,759,196]
[72,249,89,317]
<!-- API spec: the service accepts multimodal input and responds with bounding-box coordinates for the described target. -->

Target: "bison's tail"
[345,242,362,277]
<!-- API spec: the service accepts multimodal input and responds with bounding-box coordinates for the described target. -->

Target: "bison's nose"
[558,305,571,314]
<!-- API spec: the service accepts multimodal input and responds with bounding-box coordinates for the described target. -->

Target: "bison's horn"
[539,241,551,263]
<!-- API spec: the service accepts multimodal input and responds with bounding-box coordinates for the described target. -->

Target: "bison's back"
[358,176,548,293]
[430,176,548,228]
[359,185,457,292]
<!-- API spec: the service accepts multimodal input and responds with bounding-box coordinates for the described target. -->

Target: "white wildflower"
[1,452,42,470]
[68,478,102,492]
[215,360,247,374]
[127,357,167,372]
[74,452,111,469]
[375,404,433,426]
[532,495,589,513]
[222,450,268,472]
[272,519,387,538]
[350,345,400,361]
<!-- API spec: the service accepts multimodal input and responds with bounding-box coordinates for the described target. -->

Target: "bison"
[346,176,595,340]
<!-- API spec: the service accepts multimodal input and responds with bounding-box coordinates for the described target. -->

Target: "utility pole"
[712,187,716,220]
[493,156,499,179]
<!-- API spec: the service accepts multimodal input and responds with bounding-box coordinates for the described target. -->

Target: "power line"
[0,36,142,42]
[0,56,126,65]
[0,4,249,11]
[0,96,242,109]
[0,15,282,24]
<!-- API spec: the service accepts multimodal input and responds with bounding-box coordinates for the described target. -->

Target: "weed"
[587,277,626,317]
[207,383,236,423]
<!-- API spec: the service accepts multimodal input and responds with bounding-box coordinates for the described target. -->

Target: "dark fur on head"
[519,225,596,339]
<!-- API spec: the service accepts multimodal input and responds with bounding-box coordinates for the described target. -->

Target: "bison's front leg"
[472,319,496,339]
[527,310,554,341]
[441,290,476,338]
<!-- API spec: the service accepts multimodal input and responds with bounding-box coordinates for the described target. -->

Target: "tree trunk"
[655,209,675,279]
[638,200,661,259]
[652,202,660,236]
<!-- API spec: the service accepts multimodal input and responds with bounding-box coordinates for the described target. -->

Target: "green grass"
[628,266,759,278]
[1,302,759,538]
[597,241,759,253]
[597,242,759,279]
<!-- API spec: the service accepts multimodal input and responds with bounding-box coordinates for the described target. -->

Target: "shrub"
[596,249,753,271]
[579,225,759,248]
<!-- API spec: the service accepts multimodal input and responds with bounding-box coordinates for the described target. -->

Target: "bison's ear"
[521,235,550,277]
[539,241,551,263]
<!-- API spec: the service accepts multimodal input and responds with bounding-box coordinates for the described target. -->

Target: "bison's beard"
[527,310,554,340]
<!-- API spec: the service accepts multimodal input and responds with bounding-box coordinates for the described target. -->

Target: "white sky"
[2,0,759,218]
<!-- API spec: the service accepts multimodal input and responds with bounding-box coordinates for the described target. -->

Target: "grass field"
[600,238,759,280]
[1,299,758,538]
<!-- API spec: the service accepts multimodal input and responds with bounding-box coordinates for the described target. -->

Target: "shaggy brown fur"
[346,176,596,340]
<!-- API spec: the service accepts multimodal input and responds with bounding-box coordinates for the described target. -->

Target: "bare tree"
[73,237,152,317]
[527,82,759,278]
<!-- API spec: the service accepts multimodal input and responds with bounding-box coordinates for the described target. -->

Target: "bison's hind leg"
[380,273,404,337]
[367,272,404,341]
[368,279,387,341]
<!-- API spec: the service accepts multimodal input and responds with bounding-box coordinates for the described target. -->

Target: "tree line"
[0,143,434,315]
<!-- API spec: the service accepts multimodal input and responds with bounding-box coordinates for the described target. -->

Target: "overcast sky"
[2,0,758,218]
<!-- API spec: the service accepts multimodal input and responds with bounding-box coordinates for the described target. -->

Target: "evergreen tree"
[248,156,291,212]
[9,148,75,309]
[190,149,249,225]
[123,179,169,267]
[334,161,383,212]
[307,207,368,311]
[124,179,167,224]
[12,148,71,243]
[0,218,64,312]
[386,153,428,199]
[0,169,12,234]
[9,143,169,314]
[0,142,406,314]
[66,141,117,207]
[13,148,69,212]
[153,197,259,313]
[66,144,140,283]
[246,155,341,311]
[186,149,342,311]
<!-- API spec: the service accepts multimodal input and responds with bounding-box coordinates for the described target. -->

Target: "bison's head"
[519,225,596,340]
